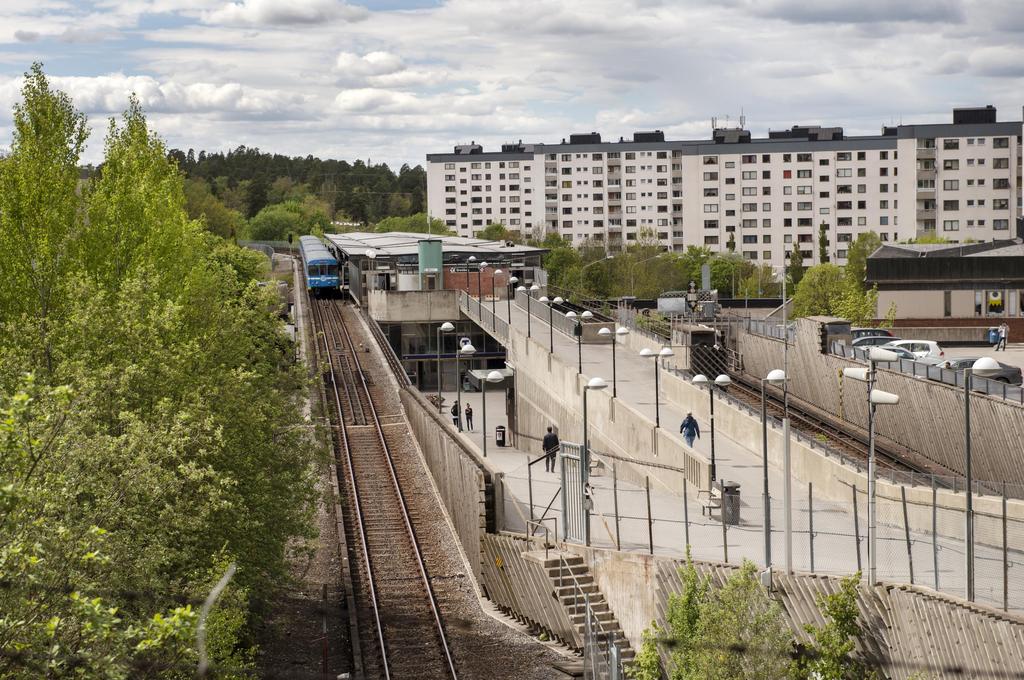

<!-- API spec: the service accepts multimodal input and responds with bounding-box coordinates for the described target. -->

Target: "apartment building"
[425,106,1023,268]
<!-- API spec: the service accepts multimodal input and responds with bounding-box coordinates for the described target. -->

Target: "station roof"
[325,231,546,259]
[866,239,1024,287]
[869,240,1024,259]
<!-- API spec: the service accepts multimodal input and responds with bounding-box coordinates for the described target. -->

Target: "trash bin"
[495,425,506,447]
[988,327,1000,345]
[720,481,741,526]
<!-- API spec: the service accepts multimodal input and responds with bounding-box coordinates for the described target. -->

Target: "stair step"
[570,611,615,624]
[561,602,606,614]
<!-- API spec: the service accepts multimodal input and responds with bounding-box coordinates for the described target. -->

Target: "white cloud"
[335,50,403,76]
[202,0,367,26]
[0,0,1021,170]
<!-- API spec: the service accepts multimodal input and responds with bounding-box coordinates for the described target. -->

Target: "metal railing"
[832,341,1024,405]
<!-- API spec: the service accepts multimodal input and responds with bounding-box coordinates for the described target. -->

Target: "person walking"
[464,403,474,431]
[451,401,462,431]
[997,322,1009,351]
[680,412,700,448]
[542,426,560,473]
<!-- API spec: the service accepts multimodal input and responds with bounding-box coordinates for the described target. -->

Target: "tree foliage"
[787,244,805,287]
[796,574,875,679]
[0,65,316,677]
[630,557,795,680]
[844,232,882,292]
[169,146,426,223]
[792,264,846,317]
[370,211,453,235]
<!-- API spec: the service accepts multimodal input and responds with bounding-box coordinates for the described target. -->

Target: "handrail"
[526,518,558,559]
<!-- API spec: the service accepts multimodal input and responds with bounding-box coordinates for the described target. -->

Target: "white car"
[881,339,945,360]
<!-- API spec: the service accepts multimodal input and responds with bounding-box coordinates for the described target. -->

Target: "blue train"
[299,235,340,294]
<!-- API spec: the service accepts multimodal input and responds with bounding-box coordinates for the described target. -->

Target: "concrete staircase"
[540,552,635,666]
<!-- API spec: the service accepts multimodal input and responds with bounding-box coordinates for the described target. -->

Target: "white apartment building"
[426,107,1023,268]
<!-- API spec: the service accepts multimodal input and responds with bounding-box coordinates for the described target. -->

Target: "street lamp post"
[566,310,593,374]
[436,321,455,413]
[639,347,675,428]
[507,276,518,321]
[527,284,539,338]
[539,296,564,354]
[692,374,732,483]
[760,368,787,568]
[477,261,488,317]
[842,346,900,585]
[455,342,476,432]
[962,356,1001,600]
[491,269,502,321]
[597,326,630,398]
[481,370,504,458]
[582,376,608,546]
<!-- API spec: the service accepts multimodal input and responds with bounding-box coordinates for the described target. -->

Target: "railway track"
[724,374,937,475]
[310,296,458,680]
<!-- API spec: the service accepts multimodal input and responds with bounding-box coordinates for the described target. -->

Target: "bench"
[697,486,722,516]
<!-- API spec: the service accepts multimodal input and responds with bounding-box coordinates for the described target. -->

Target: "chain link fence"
[500,443,1024,615]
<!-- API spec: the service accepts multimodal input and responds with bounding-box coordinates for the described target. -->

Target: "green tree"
[686,561,794,680]
[183,177,246,239]
[792,263,845,317]
[844,231,881,291]
[0,72,316,677]
[477,222,517,242]
[631,558,795,680]
[787,244,805,287]
[371,211,452,235]
[818,222,830,263]
[83,95,200,296]
[727,232,736,253]
[0,63,88,374]
[797,574,875,679]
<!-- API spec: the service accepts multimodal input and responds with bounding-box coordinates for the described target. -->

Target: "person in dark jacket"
[451,401,462,431]
[680,412,700,448]
[464,403,474,431]
[542,426,560,472]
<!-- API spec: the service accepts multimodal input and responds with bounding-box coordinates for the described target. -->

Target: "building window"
[943,220,959,231]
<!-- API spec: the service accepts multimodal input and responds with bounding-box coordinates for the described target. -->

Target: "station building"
[323,231,547,389]
[867,239,1024,335]
[426,106,1023,268]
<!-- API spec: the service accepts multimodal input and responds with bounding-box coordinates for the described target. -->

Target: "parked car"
[937,357,1023,385]
[881,339,945,360]
[852,335,901,348]
[851,327,896,340]
[874,345,917,361]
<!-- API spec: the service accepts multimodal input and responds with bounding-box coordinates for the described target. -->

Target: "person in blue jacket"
[680,412,700,448]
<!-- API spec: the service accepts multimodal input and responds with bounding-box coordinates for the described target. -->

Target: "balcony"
[916,188,936,200]
[916,208,936,220]
[916,147,936,160]
[917,169,937,181]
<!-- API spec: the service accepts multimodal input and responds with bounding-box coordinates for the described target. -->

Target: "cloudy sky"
[0,0,1021,169]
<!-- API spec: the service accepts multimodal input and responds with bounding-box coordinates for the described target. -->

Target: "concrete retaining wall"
[564,543,1024,680]
[738,318,1024,483]
[399,386,500,582]
[367,289,460,322]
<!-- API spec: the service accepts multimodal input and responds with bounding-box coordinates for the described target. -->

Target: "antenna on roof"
[711,116,717,131]
[739,108,746,129]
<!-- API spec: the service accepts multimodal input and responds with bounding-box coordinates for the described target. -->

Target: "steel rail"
[330,299,459,680]
[310,297,388,678]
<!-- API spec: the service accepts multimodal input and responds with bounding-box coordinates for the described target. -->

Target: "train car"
[299,235,340,294]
